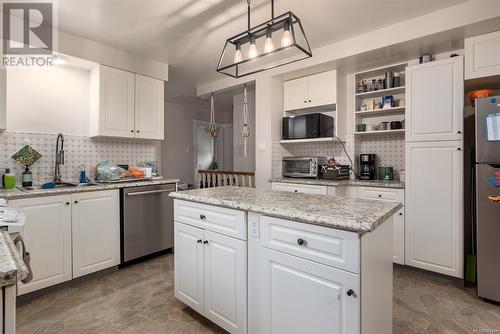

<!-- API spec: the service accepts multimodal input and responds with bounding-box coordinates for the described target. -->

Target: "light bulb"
[248,36,258,59]
[281,21,292,48]
[264,30,274,53]
[234,43,242,63]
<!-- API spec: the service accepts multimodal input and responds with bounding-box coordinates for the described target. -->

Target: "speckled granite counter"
[270,177,405,189]
[0,228,28,286]
[0,178,180,200]
[170,187,402,234]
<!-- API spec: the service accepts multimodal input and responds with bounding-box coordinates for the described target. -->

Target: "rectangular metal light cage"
[216,12,312,78]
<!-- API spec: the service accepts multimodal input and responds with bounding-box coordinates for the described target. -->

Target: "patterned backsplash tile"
[0,132,158,185]
[272,134,404,179]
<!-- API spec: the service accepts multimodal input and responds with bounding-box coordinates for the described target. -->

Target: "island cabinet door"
[203,230,247,334]
[251,247,360,334]
[174,222,205,314]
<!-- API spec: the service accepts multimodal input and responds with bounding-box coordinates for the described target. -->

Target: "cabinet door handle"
[399,212,403,216]
[130,130,134,133]
[378,194,382,198]
[297,238,305,246]
[197,239,202,243]
[294,190,298,193]
[347,289,355,297]
[200,214,206,220]
[308,99,312,102]
[74,200,78,204]
[65,202,70,205]
[136,130,140,133]
[203,240,209,245]
[304,100,307,103]
[457,131,462,134]
[457,148,462,151]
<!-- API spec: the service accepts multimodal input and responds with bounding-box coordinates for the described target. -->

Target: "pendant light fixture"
[207,93,218,158]
[241,84,250,158]
[216,0,312,78]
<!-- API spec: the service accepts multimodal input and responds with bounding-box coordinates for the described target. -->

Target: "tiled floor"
[17,254,500,334]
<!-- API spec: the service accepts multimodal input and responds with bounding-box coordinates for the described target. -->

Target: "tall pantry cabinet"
[405,56,464,278]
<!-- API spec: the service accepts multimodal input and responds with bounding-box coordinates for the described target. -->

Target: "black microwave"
[282,113,334,140]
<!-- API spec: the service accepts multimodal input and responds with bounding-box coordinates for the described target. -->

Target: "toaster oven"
[282,157,327,178]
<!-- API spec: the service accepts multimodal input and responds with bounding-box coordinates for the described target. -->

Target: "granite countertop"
[0,178,180,200]
[170,187,402,234]
[0,228,28,286]
[269,177,405,189]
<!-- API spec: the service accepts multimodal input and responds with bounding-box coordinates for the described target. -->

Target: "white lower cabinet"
[174,221,247,334]
[405,141,463,278]
[9,195,72,295]
[271,182,344,196]
[253,247,359,334]
[9,190,120,295]
[72,190,120,278]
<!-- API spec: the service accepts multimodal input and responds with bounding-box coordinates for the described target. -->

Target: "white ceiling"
[57,0,466,85]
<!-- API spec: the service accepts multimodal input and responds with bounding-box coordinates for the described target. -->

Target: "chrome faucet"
[54,133,65,184]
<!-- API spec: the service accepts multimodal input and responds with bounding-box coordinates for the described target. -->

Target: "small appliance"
[359,154,376,180]
[282,157,326,178]
[282,113,334,140]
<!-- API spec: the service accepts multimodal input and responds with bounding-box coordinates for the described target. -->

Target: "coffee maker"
[359,154,376,180]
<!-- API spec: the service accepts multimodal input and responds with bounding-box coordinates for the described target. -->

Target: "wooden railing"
[198,170,255,188]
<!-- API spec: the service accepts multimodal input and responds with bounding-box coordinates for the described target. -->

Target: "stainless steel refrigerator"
[476,96,500,302]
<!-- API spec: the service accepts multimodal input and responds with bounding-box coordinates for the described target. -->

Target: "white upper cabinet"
[90,65,135,138]
[405,141,463,278]
[308,70,337,108]
[284,77,309,110]
[134,74,164,140]
[90,65,165,140]
[405,57,463,142]
[72,190,120,278]
[284,70,337,111]
[465,31,500,80]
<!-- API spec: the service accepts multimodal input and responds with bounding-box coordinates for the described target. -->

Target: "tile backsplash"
[272,134,404,179]
[0,132,159,186]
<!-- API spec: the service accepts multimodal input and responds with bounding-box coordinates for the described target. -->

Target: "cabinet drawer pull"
[65,202,70,205]
[308,99,312,102]
[74,200,78,204]
[297,238,305,246]
[347,289,354,297]
[378,194,382,198]
[294,190,298,193]
[399,212,403,216]
[197,239,202,243]
[203,240,209,245]
[200,214,206,220]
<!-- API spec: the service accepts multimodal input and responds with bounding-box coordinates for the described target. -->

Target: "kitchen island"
[170,187,402,334]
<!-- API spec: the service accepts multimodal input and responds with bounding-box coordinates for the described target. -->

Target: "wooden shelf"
[355,106,405,116]
[354,129,405,135]
[280,137,338,144]
[354,61,408,77]
[355,86,405,98]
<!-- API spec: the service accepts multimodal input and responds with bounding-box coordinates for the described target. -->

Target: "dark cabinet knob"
[457,148,462,151]
[200,214,206,220]
[197,239,202,243]
[74,200,78,204]
[294,190,298,193]
[65,202,70,205]
[203,240,209,245]
[399,212,403,216]
[297,238,305,246]
[378,194,382,198]
[130,130,134,133]
[136,130,140,133]
[457,131,462,134]
[347,289,354,296]
[308,99,312,102]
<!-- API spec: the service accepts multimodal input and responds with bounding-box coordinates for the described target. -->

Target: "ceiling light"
[248,36,258,59]
[264,29,274,53]
[216,0,312,78]
[281,21,292,48]
[234,43,242,63]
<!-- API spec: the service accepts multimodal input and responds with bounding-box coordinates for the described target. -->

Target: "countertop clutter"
[0,178,180,200]
[269,177,405,189]
[170,186,402,234]
[0,228,28,286]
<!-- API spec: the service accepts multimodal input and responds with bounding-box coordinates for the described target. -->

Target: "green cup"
[3,174,16,190]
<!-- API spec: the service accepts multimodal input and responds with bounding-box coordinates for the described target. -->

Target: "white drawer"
[272,182,328,195]
[174,200,247,240]
[357,187,404,204]
[258,216,360,274]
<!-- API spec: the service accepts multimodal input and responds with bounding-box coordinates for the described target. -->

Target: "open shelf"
[355,86,406,98]
[354,129,405,135]
[354,61,408,77]
[355,106,405,116]
[279,137,338,144]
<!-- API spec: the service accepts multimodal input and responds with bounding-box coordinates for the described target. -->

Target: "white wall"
[233,90,255,172]
[6,65,90,135]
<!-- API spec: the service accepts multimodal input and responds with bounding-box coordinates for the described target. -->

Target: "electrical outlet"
[250,215,260,238]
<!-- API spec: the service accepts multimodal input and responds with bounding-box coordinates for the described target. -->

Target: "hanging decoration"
[241,84,250,158]
[216,0,312,78]
[207,93,218,158]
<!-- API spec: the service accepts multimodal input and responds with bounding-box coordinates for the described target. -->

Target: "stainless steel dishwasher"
[121,183,176,264]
